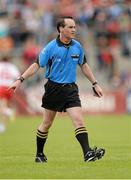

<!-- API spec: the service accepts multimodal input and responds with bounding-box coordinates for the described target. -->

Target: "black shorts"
[41,80,81,112]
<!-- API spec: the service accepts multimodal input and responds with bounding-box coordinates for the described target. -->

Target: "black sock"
[36,129,48,155]
[75,127,90,156]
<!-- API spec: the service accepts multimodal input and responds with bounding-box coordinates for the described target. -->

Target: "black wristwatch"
[92,81,98,86]
[17,76,25,83]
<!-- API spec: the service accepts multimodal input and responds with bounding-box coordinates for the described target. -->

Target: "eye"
[69,26,75,29]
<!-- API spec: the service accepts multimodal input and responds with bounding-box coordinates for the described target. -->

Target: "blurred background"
[0,0,131,115]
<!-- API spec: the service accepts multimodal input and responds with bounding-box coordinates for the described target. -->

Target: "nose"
[72,28,76,33]
[73,27,76,31]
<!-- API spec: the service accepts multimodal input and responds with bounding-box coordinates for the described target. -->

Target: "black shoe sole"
[87,156,98,162]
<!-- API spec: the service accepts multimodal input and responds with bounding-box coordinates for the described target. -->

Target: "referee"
[9,16,105,162]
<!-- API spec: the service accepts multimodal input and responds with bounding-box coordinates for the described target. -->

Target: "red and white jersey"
[0,62,20,86]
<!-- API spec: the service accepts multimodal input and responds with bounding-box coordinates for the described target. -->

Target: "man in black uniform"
[9,16,105,162]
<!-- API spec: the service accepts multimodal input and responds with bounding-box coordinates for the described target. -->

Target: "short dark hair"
[56,16,74,33]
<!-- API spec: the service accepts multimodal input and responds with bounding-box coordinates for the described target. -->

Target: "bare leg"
[66,107,84,129]
[38,108,57,132]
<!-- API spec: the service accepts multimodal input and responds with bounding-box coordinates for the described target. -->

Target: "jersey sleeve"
[36,56,39,65]
[82,54,87,64]
[78,46,84,65]
[38,46,50,68]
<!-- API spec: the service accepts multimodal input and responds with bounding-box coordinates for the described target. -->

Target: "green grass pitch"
[0,114,131,179]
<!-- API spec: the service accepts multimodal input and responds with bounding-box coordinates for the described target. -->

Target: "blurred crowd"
[0,0,131,90]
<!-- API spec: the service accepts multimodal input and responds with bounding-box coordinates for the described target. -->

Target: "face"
[60,18,76,39]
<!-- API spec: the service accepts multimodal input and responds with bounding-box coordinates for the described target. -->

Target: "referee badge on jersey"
[71,54,79,61]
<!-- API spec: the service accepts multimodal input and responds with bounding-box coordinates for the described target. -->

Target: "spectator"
[0,55,20,133]
[23,35,40,67]
[119,10,131,57]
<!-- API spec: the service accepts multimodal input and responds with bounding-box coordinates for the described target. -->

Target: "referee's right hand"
[8,80,22,93]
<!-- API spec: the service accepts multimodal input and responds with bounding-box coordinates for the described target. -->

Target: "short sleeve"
[39,46,49,68]
[82,54,87,64]
[78,46,84,65]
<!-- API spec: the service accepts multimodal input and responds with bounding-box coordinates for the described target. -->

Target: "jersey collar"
[56,36,73,48]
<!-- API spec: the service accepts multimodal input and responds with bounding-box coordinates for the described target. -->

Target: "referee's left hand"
[92,84,103,98]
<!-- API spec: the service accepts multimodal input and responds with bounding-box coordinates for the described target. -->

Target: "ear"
[59,26,64,33]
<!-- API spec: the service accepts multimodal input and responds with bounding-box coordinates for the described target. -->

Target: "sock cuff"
[75,127,87,136]
[37,129,48,139]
